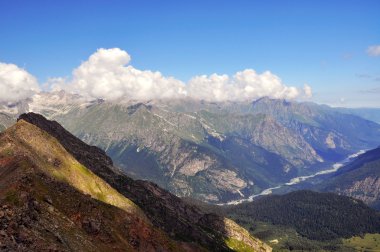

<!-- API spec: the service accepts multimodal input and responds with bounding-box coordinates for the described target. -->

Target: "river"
[221,150,366,206]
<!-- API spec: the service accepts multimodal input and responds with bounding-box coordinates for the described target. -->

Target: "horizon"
[1,1,380,108]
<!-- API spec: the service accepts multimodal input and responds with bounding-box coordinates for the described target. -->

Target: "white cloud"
[57,48,311,102]
[303,84,312,98]
[367,45,380,57]
[0,62,40,103]
[1,48,312,103]
[187,69,303,102]
[65,48,187,101]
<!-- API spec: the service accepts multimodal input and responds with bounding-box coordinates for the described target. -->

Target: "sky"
[0,0,380,107]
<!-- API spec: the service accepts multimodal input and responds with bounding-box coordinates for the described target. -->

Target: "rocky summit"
[0,112,271,252]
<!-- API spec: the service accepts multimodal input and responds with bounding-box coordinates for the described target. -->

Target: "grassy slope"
[343,234,380,251]
[9,120,145,218]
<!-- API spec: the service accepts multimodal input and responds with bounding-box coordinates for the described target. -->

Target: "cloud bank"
[187,70,302,102]
[1,48,312,102]
[0,63,40,103]
[367,45,380,57]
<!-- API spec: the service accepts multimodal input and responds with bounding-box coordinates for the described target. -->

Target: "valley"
[222,149,366,205]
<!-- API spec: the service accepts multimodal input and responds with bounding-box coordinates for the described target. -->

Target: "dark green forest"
[225,190,380,241]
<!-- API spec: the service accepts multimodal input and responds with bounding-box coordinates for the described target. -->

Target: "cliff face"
[7,113,271,252]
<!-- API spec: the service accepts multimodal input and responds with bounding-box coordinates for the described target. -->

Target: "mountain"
[318,146,380,210]
[186,190,380,251]
[335,107,380,124]
[2,92,380,203]
[0,113,270,251]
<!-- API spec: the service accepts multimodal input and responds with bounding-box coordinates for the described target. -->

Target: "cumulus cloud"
[0,62,40,103]
[56,48,311,102]
[367,45,380,57]
[65,48,187,100]
[187,70,302,102]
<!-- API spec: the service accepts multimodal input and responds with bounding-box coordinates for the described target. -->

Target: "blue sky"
[0,0,379,107]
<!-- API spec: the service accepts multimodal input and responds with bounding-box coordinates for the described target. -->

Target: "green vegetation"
[343,233,380,251]
[240,221,350,251]
[225,238,255,252]
[226,191,380,241]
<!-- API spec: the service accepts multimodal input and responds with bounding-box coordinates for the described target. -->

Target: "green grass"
[231,220,348,251]
[225,237,256,252]
[9,120,146,219]
[343,234,380,252]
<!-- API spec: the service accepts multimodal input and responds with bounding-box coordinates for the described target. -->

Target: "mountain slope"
[16,112,271,252]
[0,119,192,251]
[318,146,380,209]
[335,107,380,124]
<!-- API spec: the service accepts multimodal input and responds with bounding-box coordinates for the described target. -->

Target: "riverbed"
[222,150,366,205]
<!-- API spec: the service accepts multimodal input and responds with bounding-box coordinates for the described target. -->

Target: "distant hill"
[335,107,380,124]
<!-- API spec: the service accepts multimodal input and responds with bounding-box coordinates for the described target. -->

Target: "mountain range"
[0,112,270,251]
[1,91,380,204]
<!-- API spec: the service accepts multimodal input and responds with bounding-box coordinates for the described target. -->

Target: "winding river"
[222,150,366,205]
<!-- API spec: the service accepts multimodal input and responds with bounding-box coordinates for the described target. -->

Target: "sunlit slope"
[0,120,198,251]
